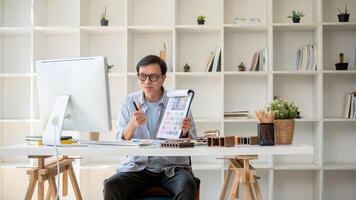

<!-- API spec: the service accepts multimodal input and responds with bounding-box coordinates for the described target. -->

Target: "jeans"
[103,168,198,200]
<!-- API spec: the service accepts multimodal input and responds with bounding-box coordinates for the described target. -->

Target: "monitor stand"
[42,95,70,145]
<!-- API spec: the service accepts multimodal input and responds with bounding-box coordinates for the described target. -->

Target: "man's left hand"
[181,117,191,137]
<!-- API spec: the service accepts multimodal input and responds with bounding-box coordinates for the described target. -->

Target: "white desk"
[0,143,313,157]
[0,144,313,200]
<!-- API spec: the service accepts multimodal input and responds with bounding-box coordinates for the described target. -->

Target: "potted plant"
[237,62,246,71]
[183,63,191,72]
[337,4,350,22]
[335,53,348,70]
[107,63,114,72]
[266,98,299,144]
[100,5,109,26]
[197,15,206,25]
[287,10,305,23]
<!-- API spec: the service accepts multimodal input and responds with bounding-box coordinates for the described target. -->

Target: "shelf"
[224,118,257,123]
[0,73,31,78]
[80,26,126,34]
[323,70,356,75]
[295,118,320,122]
[128,26,173,33]
[323,118,356,122]
[194,118,221,123]
[0,27,31,35]
[273,23,319,31]
[224,24,268,32]
[273,71,319,75]
[324,163,356,170]
[274,163,320,170]
[224,71,270,76]
[0,119,31,123]
[175,72,221,77]
[34,27,79,34]
[323,22,356,31]
[175,25,220,33]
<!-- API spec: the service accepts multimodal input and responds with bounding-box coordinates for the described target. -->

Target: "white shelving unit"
[0,0,356,199]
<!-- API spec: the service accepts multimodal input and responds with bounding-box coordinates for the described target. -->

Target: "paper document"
[157,89,194,139]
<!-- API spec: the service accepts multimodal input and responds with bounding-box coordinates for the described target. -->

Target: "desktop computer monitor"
[36,57,112,145]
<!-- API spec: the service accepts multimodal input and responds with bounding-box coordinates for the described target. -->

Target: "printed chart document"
[157,89,194,139]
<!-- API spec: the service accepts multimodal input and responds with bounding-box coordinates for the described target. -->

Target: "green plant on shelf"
[100,5,109,26]
[266,98,299,119]
[196,15,206,25]
[287,10,305,23]
[337,4,350,22]
[337,4,350,15]
[107,64,114,72]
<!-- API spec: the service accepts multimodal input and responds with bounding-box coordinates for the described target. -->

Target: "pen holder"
[257,123,274,146]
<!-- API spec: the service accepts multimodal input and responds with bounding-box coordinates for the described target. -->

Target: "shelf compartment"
[324,170,356,200]
[128,31,173,72]
[80,30,126,73]
[175,25,220,33]
[273,29,318,71]
[0,78,30,120]
[80,0,126,26]
[0,168,29,199]
[323,22,356,31]
[33,30,79,72]
[324,163,356,170]
[224,24,269,32]
[324,122,356,164]
[80,26,126,34]
[273,23,319,32]
[273,0,319,23]
[323,29,356,70]
[176,76,222,120]
[274,163,320,170]
[274,74,321,119]
[194,121,222,138]
[323,73,356,118]
[224,30,268,72]
[273,122,321,165]
[0,32,31,73]
[128,0,174,26]
[34,0,79,27]
[224,76,269,116]
[322,0,356,23]
[274,170,320,200]
[224,0,268,24]
[108,77,127,121]
[176,0,221,26]
[0,121,30,162]
[0,0,31,27]
[176,31,220,72]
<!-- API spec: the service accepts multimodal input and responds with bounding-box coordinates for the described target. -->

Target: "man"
[103,55,198,200]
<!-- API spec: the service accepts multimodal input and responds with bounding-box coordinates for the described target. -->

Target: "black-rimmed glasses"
[137,74,161,82]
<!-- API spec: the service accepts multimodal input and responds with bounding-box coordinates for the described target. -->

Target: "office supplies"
[133,101,139,111]
[160,139,194,148]
[157,89,194,139]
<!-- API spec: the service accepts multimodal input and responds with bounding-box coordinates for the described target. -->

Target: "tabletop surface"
[0,143,313,157]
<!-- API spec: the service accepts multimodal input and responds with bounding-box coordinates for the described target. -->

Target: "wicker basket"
[274,119,295,144]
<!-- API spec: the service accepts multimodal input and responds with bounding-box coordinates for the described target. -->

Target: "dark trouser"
[103,168,198,200]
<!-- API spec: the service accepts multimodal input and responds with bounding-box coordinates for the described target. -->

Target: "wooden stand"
[220,155,262,200]
[25,156,82,200]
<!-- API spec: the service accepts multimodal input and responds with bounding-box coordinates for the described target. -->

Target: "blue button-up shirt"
[116,89,197,176]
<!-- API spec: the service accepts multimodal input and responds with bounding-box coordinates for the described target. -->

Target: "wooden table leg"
[48,176,59,200]
[37,157,45,200]
[68,164,83,200]
[253,176,262,200]
[230,173,240,200]
[46,184,51,200]
[25,170,38,200]
[220,163,233,200]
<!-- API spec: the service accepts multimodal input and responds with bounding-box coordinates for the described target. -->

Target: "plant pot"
[338,14,350,22]
[292,17,301,23]
[101,19,109,26]
[197,19,205,25]
[335,63,348,70]
[274,119,295,144]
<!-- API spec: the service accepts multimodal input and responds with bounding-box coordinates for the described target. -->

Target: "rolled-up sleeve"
[116,97,131,141]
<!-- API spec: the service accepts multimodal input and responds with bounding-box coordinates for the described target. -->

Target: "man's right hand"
[129,105,147,128]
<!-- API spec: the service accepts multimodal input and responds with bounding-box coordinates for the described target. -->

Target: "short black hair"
[136,55,167,75]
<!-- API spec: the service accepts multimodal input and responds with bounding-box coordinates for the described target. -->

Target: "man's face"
[137,63,166,96]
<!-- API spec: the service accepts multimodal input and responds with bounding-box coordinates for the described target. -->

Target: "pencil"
[133,101,139,111]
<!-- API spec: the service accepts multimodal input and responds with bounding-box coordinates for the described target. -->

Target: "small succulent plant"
[266,98,299,119]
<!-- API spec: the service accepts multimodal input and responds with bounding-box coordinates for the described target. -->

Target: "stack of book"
[224,111,250,119]
[250,49,268,71]
[297,44,317,71]
[25,135,75,145]
[344,92,356,118]
[204,47,221,72]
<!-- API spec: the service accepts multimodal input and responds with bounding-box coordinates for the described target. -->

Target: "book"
[160,139,195,148]
[344,93,352,118]
[212,47,221,72]
[204,51,215,72]
[157,89,195,139]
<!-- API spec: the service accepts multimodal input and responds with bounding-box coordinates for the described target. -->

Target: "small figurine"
[238,62,246,71]
[183,63,191,72]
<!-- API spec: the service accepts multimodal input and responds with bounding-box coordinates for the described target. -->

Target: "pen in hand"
[133,101,139,111]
